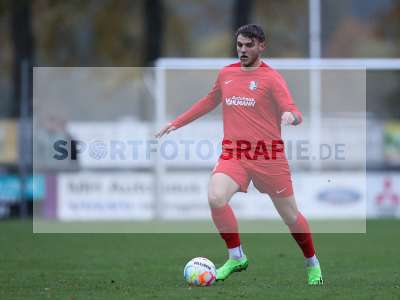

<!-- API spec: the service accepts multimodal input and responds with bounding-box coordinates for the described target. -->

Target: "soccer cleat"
[307,265,323,285]
[216,256,248,281]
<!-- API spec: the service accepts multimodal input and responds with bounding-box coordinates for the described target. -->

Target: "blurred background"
[0,0,399,227]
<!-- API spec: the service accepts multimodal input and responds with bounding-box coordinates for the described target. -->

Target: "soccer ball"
[183,257,216,287]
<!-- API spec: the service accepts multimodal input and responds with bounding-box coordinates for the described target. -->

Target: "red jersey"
[171,61,302,163]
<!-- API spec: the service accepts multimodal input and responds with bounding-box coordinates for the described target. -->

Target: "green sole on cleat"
[309,278,324,286]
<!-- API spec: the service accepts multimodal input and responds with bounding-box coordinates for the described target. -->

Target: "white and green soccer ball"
[183,257,216,287]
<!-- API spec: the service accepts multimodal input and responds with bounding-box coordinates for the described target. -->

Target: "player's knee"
[283,213,298,226]
[208,189,227,208]
[276,205,298,225]
[272,195,298,225]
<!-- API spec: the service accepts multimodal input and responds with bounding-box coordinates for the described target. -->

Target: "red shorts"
[212,157,294,198]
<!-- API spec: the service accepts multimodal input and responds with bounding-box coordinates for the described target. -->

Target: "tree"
[11,0,34,117]
[232,0,254,56]
[144,0,164,65]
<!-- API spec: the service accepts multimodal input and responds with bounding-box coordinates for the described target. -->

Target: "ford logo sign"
[318,188,361,204]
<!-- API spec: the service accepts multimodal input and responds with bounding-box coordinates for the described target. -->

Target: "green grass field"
[1,219,399,299]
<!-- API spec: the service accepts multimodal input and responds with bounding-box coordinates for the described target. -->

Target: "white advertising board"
[57,171,369,221]
[58,172,154,220]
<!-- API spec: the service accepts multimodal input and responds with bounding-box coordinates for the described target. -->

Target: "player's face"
[236,34,265,67]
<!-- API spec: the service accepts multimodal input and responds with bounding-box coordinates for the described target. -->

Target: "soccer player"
[155,24,323,285]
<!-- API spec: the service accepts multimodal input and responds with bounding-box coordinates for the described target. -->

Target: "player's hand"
[154,122,176,138]
[281,112,296,126]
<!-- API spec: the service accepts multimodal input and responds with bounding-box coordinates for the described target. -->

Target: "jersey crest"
[249,80,258,91]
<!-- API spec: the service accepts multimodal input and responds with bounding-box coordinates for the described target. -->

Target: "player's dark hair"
[235,24,266,42]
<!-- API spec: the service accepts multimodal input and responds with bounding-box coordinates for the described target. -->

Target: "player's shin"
[287,212,318,264]
[288,212,323,285]
[210,203,245,260]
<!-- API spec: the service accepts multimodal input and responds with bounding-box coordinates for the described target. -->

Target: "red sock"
[211,203,241,249]
[288,212,315,258]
